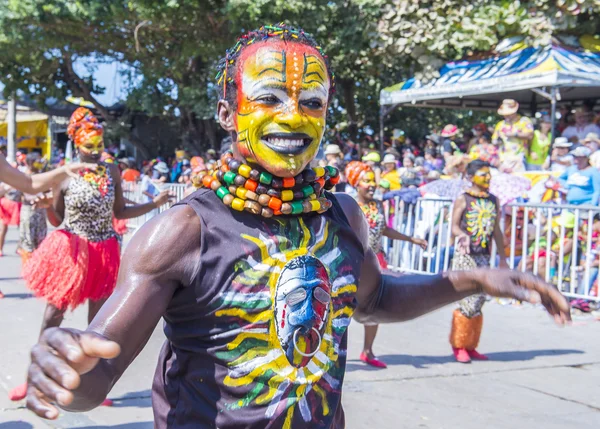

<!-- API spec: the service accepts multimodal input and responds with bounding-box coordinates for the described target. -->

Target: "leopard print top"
[63,167,116,242]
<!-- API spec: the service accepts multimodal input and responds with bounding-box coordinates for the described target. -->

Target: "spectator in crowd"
[381,153,401,190]
[561,107,600,143]
[552,146,600,206]
[119,158,140,183]
[492,99,534,173]
[398,154,421,188]
[583,133,600,170]
[323,144,343,168]
[424,148,443,172]
[544,137,573,172]
[170,150,187,183]
[468,133,499,167]
[526,115,552,171]
[441,124,462,163]
[362,151,381,182]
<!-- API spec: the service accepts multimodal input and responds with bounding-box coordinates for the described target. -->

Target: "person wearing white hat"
[380,153,401,190]
[492,99,534,172]
[323,144,342,167]
[550,145,600,206]
[561,107,600,143]
[583,132,600,170]
[546,137,574,173]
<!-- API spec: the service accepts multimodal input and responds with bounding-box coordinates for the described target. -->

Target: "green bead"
[291,201,304,215]
[216,186,230,199]
[326,165,338,176]
[302,185,314,197]
[223,171,236,185]
[259,171,273,185]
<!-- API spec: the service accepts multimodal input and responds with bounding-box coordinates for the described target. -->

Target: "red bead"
[330,175,340,185]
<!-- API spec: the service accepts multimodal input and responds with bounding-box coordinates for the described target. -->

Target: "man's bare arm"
[26,205,202,418]
[334,193,570,325]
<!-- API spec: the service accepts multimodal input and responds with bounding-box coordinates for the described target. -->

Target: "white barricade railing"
[386,197,600,302]
[121,182,188,232]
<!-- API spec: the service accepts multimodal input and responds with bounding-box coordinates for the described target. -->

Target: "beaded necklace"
[466,188,489,198]
[198,152,340,218]
[359,200,381,229]
[79,165,109,197]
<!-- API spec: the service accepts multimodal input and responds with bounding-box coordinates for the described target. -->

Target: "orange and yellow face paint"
[471,166,491,190]
[357,171,376,189]
[233,40,330,177]
[77,134,105,158]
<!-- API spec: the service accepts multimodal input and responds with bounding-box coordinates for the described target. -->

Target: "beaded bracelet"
[198,152,339,217]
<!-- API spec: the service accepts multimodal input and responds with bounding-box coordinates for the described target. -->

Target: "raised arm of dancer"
[335,193,570,325]
[108,164,170,219]
[26,205,201,418]
[0,154,95,194]
[383,225,427,249]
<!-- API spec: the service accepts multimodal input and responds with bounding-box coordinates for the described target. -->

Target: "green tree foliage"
[1,0,599,155]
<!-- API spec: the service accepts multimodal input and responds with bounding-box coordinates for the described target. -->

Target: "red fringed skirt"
[0,198,22,225]
[23,230,120,310]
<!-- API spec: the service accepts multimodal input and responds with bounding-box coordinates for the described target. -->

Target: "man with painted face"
[449,159,508,364]
[25,25,570,428]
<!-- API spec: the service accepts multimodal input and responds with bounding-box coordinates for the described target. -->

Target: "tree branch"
[61,52,112,121]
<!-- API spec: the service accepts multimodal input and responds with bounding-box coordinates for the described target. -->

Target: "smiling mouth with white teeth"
[261,133,313,155]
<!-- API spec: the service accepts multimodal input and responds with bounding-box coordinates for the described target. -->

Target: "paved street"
[0,227,599,429]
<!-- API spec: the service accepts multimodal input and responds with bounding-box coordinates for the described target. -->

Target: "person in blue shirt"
[557,147,600,206]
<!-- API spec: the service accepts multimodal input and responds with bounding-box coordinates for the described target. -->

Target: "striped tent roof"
[381,39,600,111]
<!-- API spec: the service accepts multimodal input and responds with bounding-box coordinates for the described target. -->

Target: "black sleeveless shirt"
[152,188,364,428]
[459,192,498,256]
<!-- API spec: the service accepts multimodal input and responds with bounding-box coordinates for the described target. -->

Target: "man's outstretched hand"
[26,328,120,419]
[451,269,571,325]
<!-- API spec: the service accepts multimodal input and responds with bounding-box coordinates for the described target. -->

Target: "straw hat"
[440,124,459,137]
[498,99,519,116]
[324,144,342,156]
[583,132,600,145]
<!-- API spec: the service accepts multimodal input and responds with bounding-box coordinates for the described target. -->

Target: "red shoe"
[467,349,489,360]
[0,290,4,299]
[359,352,387,368]
[8,383,27,401]
[101,398,113,406]
[452,347,471,363]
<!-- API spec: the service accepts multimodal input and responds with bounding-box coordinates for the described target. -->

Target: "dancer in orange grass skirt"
[8,107,170,402]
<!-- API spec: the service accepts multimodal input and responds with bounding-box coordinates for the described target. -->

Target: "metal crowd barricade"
[386,196,600,302]
[122,182,189,232]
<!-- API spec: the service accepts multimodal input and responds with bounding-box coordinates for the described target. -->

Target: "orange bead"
[220,164,230,172]
[268,197,283,211]
[316,177,325,188]
[330,175,340,185]
[273,210,282,216]
[245,179,258,192]
[283,177,295,188]
[202,175,213,188]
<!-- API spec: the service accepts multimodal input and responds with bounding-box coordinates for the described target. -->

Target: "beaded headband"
[216,23,335,99]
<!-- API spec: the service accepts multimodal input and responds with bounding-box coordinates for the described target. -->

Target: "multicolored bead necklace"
[466,188,490,198]
[80,165,109,197]
[360,201,383,229]
[198,152,340,218]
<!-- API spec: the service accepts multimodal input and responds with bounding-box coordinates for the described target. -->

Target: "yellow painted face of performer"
[233,40,330,177]
[472,166,491,191]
